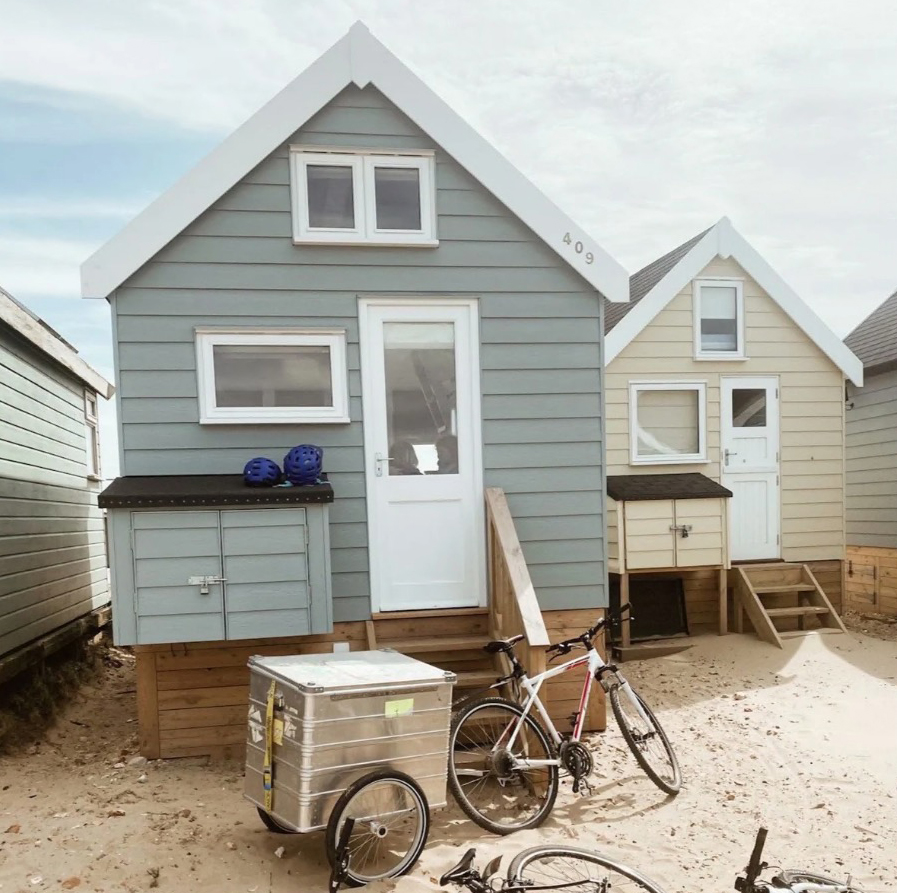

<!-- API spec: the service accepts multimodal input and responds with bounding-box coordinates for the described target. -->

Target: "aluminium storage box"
[244,650,456,832]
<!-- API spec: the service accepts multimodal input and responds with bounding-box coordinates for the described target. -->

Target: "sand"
[1,628,895,893]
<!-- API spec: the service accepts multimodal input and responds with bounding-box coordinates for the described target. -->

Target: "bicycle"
[447,604,681,834]
[369,826,859,893]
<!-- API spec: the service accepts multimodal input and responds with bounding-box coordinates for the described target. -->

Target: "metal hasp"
[186,574,226,595]
[244,649,455,833]
[668,524,693,539]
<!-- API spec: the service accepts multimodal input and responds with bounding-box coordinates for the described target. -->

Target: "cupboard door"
[221,509,311,639]
[674,498,725,567]
[133,511,225,644]
[623,500,676,570]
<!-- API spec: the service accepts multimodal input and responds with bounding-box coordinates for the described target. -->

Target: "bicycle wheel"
[609,681,681,795]
[777,869,862,889]
[324,769,429,887]
[508,845,668,893]
[448,696,559,835]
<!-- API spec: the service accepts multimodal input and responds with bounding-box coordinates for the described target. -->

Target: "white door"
[721,376,780,561]
[360,300,485,612]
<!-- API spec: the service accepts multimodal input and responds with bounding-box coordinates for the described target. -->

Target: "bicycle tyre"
[256,806,296,834]
[507,845,668,893]
[609,682,681,795]
[777,869,861,889]
[324,769,429,887]
[447,696,559,835]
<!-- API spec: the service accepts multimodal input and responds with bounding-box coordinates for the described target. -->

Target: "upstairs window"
[630,381,707,465]
[196,329,349,424]
[84,391,101,480]
[694,278,745,359]
[290,149,436,245]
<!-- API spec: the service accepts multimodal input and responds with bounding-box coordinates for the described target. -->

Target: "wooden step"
[779,628,845,640]
[753,583,817,594]
[455,669,501,689]
[612,640,693,662]
[378,635,489,654]
[739,562,805,571]
[765,606,830,618]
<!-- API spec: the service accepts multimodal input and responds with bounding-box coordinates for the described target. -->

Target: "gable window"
[694,278,745,358]
[290,148,435,245]
[196,329,349,424]
[630,381,707,465]
[84,391,101,480]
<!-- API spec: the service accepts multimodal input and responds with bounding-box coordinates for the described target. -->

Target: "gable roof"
[80,22,628,303]
[844,289,897,375]
[0,287,114,398]
[604,217,863,386]
[605,227,710,332]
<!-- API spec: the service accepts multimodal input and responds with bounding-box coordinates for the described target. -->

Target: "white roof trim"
[0,289,114,398]
[605,217,863,386]
[80,22,628,303]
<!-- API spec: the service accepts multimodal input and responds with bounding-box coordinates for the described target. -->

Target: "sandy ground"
[1,629,895,893]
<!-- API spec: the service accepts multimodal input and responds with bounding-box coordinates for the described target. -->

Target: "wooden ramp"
[732,563,847,649]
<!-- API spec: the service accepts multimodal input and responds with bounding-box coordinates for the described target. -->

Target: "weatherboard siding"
[0,327,109,658]
[113,85,607,617]
[846,368,897,548]
[606,256,846,562]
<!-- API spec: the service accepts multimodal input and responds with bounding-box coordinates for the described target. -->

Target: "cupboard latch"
[669,524,693,539]
[187,575,227,595]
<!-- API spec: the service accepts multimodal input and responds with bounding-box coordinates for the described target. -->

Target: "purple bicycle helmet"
[283,444,323,485]
[243,456,282,487]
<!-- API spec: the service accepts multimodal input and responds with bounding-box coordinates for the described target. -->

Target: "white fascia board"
[607,217,864,386]
[81,22,628,303]
[0,290,114,398]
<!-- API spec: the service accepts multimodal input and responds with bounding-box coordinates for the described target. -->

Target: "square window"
[694,279,745,358]
[630,382,707,464]
[290,148,436,245]
[196,329,350,424]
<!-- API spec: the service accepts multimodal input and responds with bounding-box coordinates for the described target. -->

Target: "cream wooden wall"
[606,256,846,562]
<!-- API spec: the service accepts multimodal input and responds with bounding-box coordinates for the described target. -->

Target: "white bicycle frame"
[501,645,651,768]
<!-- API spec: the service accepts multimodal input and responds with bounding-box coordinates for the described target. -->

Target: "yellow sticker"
[385,698,414,718]
[273,718,284,745]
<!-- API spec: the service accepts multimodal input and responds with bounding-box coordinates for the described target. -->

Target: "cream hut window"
[291,149,436,245]
[196,329,349,424]
[630,381,707,465]
[694,278,745,358]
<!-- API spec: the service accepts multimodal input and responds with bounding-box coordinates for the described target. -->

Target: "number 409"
[563,233,594,264]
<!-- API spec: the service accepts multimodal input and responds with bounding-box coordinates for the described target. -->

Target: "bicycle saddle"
[439,849,477,885]
[483,634,524,654]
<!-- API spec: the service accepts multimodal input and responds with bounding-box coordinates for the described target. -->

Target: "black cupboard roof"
[607,473,732,502]
[99,475,334,509]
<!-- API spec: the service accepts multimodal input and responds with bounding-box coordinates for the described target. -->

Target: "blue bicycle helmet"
[243,456,281,487]
[283,444,323,485]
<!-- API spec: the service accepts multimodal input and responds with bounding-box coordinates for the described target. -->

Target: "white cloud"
[0,236,98,297]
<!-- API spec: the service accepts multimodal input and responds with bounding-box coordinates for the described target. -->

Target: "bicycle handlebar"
[546,603,632,654]
[735,827,768,892]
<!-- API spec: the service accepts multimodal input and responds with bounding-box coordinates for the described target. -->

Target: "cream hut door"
[360,300,485,612]
[721,376,780,561]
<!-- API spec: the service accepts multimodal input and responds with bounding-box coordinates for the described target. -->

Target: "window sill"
[292,237,439,248]
[631,456,709,467]
[200,416,351,425]
[693,355,749,362]
[87,474,102,482]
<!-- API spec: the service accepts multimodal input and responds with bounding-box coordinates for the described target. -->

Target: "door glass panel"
[213,344,333,408]
[306,164,355,228]
[700,285,738,351]
[731,388,767,427]
[383,322,457,475]
[374,167,422,230]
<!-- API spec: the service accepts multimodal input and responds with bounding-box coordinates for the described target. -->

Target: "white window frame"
[290,146,437,246]
[693,277,746,360]
[195,328,350,425]
[629,380,707,466]
[84,390,101,480]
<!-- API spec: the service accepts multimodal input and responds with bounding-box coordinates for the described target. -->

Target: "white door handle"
[374,452,394,477]
[724,448,738,465]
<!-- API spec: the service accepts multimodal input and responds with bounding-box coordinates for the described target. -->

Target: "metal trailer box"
[244,650,456,833]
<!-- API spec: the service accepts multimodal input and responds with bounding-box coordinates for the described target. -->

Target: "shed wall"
[113,85,607,617]
[0,326,109,657]
[606,256,846,562]
[846,368,897,548]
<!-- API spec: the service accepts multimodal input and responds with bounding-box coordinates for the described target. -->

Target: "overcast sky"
[2,0,896,476]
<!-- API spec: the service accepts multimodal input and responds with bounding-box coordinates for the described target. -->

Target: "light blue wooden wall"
[113,85,606,619]
[0,326,109,658]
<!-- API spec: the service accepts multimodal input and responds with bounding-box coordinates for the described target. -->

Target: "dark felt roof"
[607,473,732,502]
[604,227,711,334]
[99,475,334,509]
[844,288,897,373]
